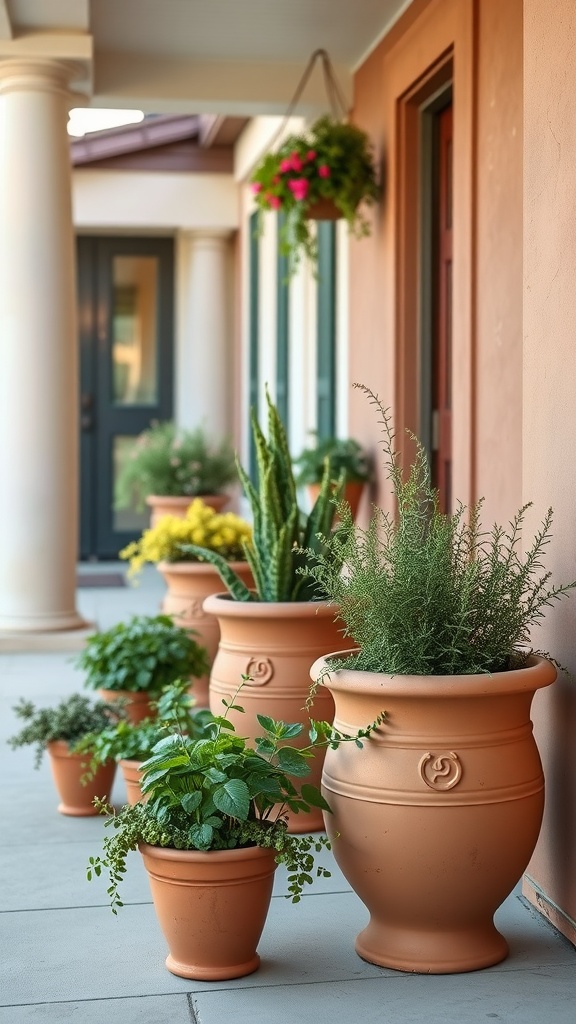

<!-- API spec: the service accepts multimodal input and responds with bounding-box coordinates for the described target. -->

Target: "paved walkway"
[1,565,575,1023]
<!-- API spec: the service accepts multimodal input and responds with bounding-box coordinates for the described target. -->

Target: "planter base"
[355,922,508,975]
[165,952,261,981]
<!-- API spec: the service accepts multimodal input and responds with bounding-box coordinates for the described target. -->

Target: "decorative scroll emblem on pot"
[418,751,462,791]
[244,657,274,685]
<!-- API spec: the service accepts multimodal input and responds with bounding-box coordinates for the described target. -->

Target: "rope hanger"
[265,49,349,155]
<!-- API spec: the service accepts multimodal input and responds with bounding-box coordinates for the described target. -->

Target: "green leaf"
[275,747,312,777]
[300,784,331,811]
[212,779,250,820]
[180,791,202,813]
[189,823,214,849]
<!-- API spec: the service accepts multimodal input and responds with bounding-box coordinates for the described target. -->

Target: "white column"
[176,230,233,438]
[0,59,87,633]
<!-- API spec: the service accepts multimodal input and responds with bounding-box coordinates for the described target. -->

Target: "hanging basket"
[305,198,342,221]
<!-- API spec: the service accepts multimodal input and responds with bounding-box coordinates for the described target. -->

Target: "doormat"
[76,573,126,588]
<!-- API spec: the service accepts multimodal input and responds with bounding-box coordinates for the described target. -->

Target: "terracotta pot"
[306,480,366,522]
[310,651,557,974]
[98,688,154,725]
[139,842,277,979]
[203,594,350,833]
[305,197,342,220]
[119,757,145,805]
[146,493,228,528]
[157,560,254,707]
[47,741,116,816]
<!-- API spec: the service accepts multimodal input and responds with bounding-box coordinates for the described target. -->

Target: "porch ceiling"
[3,0,410,114]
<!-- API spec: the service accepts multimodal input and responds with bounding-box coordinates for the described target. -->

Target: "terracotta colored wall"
[522,0,576,946]
[350,0,523,528]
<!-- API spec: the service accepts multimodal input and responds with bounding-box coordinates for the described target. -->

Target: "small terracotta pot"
[305,198,342,220]
[306,480,366,522]
[311,651,557,974]
[47,741,116,816]
[119,758,145,805]
[98,688,154,725]
[146,493,229,528]
[139,842,277,979]
[157,560,254,707]
[204,594,350,833]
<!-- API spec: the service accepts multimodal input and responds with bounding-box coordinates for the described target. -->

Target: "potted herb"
[76,614,209,721]
[7,693,124,815]
[250,115,380,276]
[305,383,576,975]
[293,434,372,520]
[182,389,350,831]
[75,678,214,804]
[114,420,238,525]
[87,681,382,979]
[120,499,254,703]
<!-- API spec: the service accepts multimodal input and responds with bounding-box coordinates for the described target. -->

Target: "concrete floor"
[1,564,575,1023]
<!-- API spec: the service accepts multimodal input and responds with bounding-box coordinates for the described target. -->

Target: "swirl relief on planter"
[418,751,462,791]
[244,658,274,685]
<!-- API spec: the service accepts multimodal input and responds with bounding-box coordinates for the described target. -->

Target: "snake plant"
[183,389,342,601]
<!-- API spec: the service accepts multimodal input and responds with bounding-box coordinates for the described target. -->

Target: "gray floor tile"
[0,994,192,1024]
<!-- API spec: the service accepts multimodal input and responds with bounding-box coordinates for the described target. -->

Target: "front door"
[77,236,174,560]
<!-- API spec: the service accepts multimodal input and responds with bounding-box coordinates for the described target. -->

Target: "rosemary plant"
[302,383,576,677]
[182,389,343,601]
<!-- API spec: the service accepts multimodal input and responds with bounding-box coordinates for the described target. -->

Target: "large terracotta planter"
[146,493,228,527]
[98,688,154,725]
[47,741,116,816]
[119,757,145,805]
[158,561,254,707]
[204,594,350,833]
[310,652,557,974]
[139,842,277,979]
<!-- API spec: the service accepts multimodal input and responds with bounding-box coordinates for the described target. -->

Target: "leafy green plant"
[294,434,372,486]
[251,116,380,276]
[7,694,125,769]
[88,679,384,911]
[115,420,237,512]
[302,383,576,677]
[75,678,214,774]
[181,389,344,601]
[76,614,210,696]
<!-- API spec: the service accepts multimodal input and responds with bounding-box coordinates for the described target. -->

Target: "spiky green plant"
[182,390,343,601]
[301,383,576,676]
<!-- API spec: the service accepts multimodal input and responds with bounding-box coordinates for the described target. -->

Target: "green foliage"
[115,420,237,511]
[301,383,576,677]
[76,614,210,695]
[182,389,344,601]
[7,694,125,769]
[88,678,384,911]
[294,434,372,485]
[251,116,380,277]
[74,678,215,775]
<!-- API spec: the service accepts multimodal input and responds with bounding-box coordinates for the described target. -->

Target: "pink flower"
[288,178,310,201]
[251,182,262,194]
[269,195,282,209]
[307,150,317,161]
[279,158,292,173]
[318,164,331,178]
[290,152,303,172]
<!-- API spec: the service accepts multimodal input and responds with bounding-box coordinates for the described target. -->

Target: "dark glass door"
[77,236,174,560]
[431,103,453,513]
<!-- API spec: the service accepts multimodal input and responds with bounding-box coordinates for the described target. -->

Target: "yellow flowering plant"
[120,499,252,578]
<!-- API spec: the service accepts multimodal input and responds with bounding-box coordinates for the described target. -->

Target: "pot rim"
[203,592,340,619]
[138,841,278,864]
[311,650,556,697]
[146,493,226,505]
[157,559,249,574]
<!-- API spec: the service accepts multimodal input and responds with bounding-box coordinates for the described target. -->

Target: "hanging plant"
[249,51,381,277]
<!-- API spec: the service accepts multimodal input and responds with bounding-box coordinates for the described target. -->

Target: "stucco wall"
[523,0,576,945]
[351,0,523,526]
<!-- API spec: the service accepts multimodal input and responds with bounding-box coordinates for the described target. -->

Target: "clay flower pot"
[203,594,350,833]
[47,741,116,816]
[139,843,277,979]
[119,758,145,805]
[306,480,366,522]
[157,561,254,707]
[310,651,557,974]
[146,493,228,528]
[98,688,154,725]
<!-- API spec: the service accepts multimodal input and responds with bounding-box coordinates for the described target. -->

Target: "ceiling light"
[67,109,145,138]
